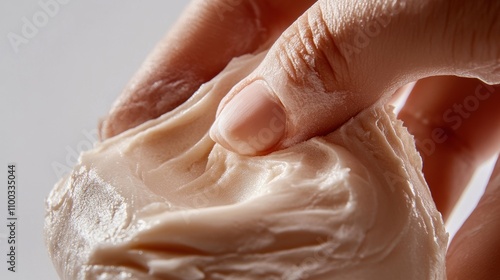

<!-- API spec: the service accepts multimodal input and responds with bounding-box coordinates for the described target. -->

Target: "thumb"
[210,0,500,155]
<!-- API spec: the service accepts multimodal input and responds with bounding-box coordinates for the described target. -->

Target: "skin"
[98,0,316,139]
[399,77,500,221]
[99,0,500,278]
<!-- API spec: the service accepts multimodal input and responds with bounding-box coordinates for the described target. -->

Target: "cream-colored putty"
[45,52,447,280]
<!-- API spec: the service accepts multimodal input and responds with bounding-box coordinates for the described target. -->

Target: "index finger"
[99,0,316,139]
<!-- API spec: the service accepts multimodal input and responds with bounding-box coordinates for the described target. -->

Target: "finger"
[100,0,316,139]
[446,155,500,280]
[388,82,415,114]
[209,0,500,155]
[398,76,500,220]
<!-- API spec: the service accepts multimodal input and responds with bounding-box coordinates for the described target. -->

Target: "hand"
[403,76,500,280]
[99,1,500,279]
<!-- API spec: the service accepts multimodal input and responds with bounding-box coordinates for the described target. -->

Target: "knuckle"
[274,4,352,92]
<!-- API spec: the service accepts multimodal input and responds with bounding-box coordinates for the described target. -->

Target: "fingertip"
[210,80,286,155]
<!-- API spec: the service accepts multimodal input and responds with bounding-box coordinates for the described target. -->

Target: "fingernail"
[210,80,286,155]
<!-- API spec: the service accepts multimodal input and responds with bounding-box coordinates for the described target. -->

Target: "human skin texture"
[45,53,447,279]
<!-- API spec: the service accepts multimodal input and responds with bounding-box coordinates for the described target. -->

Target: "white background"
[0,1,495,279]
